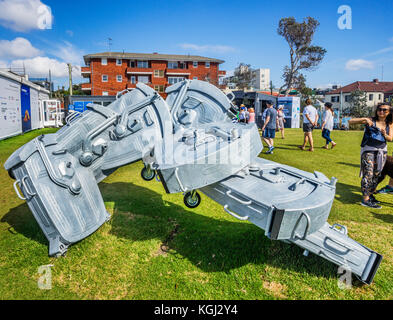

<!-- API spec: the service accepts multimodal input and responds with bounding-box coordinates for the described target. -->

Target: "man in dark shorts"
[261,101,278,154]
[299,99,318,152]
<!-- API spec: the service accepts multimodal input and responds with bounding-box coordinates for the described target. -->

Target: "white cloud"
[364,46,393,57]
[49,41,84,65]
[0,37,42,59]
[179,43,235,53]
[345,59,374,71]
[10,56,81,78]
[0,0,53,32]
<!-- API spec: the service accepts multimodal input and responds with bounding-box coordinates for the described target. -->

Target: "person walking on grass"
[277,105,286,139]
[299,99,318,152]
[261,101,278,154]
[321,102,337,149]
[348,103,393,209]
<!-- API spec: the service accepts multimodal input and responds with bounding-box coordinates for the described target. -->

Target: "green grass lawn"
[0,127,392,300]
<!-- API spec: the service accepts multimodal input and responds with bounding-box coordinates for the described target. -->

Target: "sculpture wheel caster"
[183,191,201,208]
[141,166,155,181]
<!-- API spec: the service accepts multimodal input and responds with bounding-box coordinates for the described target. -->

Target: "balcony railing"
[165,68,191,75]
[81,67,91,73]
[126,67,154,74]
[81,83,92,90]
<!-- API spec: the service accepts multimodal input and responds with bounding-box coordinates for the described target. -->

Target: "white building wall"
[325,91,385,112]
[0,70,50,140]
[251,68,270,91]
[0,75,22,140]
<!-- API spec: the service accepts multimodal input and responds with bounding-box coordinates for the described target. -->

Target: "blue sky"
[0,0,392,90]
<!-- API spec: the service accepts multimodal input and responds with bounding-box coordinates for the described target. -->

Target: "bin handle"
[21,176,36,197]
[224,205,249,221]
[292,212,311,240]
[331,223,348,235]
[225,190,252,205]
[13,180,26,200]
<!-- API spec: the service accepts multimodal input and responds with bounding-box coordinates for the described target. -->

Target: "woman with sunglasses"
[349,103,393,208]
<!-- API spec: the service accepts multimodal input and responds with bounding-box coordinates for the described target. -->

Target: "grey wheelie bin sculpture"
[5,80,382,285]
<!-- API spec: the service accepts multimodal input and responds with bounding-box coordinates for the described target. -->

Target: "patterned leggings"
[361,151,387,197]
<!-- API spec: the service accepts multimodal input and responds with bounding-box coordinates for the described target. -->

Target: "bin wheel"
[184,191,201,208]
[141,167,155,181]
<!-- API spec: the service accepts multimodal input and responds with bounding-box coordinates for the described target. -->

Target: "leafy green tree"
[233,63,253,90]
[344,90,369,117]
[277,16,327,96]
[300,86,314,107]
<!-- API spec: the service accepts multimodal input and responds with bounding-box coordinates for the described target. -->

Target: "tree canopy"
[278,17,327,95]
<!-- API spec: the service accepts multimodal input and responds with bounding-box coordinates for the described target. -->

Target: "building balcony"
[81,66,91,78]
[126,67,154,75]
[126,82,154,89]
[81,83,92,91]
[165,68,191,76]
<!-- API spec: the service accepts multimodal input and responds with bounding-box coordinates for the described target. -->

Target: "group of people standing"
[235,99,337,154]
[234,99,393,210]
[238,104,256,124]
[298,98,336,152]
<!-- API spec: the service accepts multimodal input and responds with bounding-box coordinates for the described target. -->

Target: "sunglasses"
[377,108,390,113]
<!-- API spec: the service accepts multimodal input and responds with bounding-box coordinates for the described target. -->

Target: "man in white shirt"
[299,99,318,152]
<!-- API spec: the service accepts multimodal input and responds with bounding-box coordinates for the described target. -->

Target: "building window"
[168,76,184,85]
[205,61,210,68]
[369,94,373,101]
[344,95,351,102]
[179,62,186,69]
[193,61,198,68]
[137,61,149,68]
[101,58,107,65]
[102,91,108,96]
[193,77,198,80]
[116,59,122,66]
[154,85,165,93]
[130,61,136,68]
[137,75,149,83]
[168,61,178,69]
[130,76,136,84]
[331,96,339,103]
[102,75,108,82]
[154,70,164,78]
[379,94,382,100]
[117,75,122,82]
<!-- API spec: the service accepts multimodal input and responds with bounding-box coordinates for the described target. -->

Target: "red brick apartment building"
[81,52,226,97]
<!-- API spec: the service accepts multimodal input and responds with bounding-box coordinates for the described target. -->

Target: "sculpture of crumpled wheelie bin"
[4,80,382,285]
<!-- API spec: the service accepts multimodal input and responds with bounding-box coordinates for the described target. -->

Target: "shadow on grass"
[99,181,337,280]
[1,203,47,246]
[335,182,362,205]
[371,212,393,224]
[0,180,339,281]
[335,181,393,208]
[337,162,360,169]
